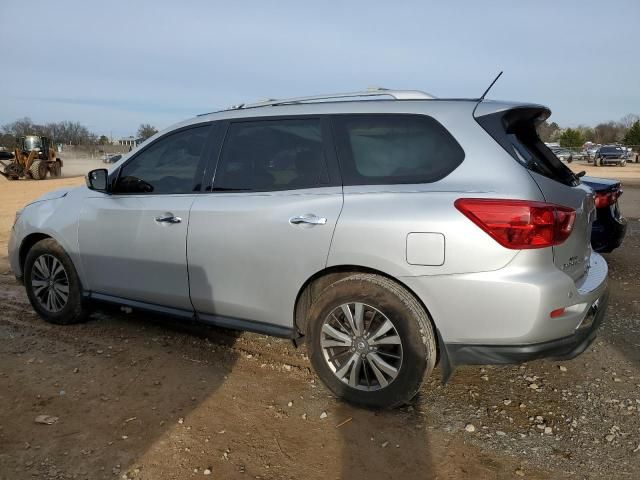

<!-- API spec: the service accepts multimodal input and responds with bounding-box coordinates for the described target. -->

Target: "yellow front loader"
[0,135,63,180]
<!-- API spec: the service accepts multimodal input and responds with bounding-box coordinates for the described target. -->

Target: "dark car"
[582,176,627,252]
[102,154,122,164]
[594,145,628,166]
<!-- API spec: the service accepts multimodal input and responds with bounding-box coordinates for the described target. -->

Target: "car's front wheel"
[24,238,88,325]
[306,274,437,409]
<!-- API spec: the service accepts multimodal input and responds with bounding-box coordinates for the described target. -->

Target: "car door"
[188,117,343,333]
[78,124,215,311]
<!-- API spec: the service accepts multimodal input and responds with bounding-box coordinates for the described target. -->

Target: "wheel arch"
[20,232,88,293]
[19,232,52,273]
[293,265,441,359]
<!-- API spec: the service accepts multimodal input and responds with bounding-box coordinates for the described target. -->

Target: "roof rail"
[225,87,436,111]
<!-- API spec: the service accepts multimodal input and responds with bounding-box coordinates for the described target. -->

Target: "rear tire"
[306,274,437,409]
[24,238,88,325]
[50,160,62,177]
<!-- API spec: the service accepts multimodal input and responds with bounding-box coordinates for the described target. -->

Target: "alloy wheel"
[320,302,403,391]
[31,254,70,313]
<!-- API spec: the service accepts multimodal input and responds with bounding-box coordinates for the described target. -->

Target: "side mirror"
[86,168,109,192]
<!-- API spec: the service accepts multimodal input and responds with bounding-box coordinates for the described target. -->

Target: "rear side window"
[332,114,464,185]
[214,119,330,192]
[475,107,578,187]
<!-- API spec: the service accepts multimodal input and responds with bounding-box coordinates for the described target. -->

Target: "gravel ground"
[0,174,638,479]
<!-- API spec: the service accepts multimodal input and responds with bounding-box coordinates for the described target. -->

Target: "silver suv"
[9,89,608,408]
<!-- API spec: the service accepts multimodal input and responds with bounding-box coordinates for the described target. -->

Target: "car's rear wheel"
[24,238,88,325]
[306,274,436,409]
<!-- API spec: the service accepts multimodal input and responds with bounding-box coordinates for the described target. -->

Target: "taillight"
[594,189,621,209]
[454,198,576,249]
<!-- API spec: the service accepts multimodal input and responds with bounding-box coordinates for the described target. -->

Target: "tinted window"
[114,126,209,194]
[600,146,623,154]
[214,119,329,192]
[475,108,578,187]
[333,115,464,185]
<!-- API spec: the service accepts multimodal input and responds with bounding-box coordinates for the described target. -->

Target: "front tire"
[29,160,48,180]
[306,274,437,409]
[24,238,88,325]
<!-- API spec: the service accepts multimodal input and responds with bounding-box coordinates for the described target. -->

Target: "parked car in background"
[584,145,601,161]
[552,148,584,162]
[581,176,626,253]
[594,145,628,166]
[9,89,609,408]
[102,154,122,164]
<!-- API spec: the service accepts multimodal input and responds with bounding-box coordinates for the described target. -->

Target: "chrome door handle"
[155,215,182,224]
[289,214,327,225]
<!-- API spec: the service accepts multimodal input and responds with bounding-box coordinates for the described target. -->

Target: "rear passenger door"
[187,117,342,333]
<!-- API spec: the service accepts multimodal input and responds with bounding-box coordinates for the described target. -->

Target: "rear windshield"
[332,114,465,185]
[475,107,578,187]
[600,146,624,154]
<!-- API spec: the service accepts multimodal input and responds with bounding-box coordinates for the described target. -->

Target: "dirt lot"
[0,165,639,480]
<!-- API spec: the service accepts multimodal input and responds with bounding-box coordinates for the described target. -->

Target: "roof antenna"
[479,71,503,101]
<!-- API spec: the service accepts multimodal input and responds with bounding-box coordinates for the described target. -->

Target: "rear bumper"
[403,250,608,345]
[591,211,627,253]
[444,290,608,366]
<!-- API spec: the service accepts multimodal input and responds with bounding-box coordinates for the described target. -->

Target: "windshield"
[23,136,43,151]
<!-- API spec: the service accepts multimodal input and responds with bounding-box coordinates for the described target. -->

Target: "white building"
[115,136,142,147]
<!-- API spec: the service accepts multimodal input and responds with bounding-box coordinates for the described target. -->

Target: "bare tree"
[537,121,560,142]
[2,117,37,137]
[137,124,158,141]
[2,118,97,145]
[620,113,640,129]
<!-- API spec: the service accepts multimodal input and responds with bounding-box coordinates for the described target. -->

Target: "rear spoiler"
[473,101,578,187]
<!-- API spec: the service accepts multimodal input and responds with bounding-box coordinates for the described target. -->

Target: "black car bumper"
[439,291,608,381]
[591,210,627,253]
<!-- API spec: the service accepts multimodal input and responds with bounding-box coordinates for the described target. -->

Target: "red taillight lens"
[594,189,621,209]
[454,199,576,249]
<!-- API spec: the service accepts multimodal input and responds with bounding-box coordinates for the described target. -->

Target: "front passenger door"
[78,124,214,311]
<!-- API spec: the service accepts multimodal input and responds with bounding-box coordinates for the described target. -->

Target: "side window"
[333,115,465,185]
[214,119,330,192]
[114,126,209,194]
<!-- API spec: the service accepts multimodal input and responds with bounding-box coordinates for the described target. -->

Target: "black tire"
[50,160,62,177]
[306,274,437,409]
[29,160,48,180]
[24,238,88,325]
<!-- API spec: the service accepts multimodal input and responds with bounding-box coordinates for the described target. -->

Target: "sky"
[1,0,638,138]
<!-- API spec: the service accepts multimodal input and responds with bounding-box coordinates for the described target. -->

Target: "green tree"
[98,135,110,145]
[623,120,640,147]
[137,124,158,141]
[559,128,584,149]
